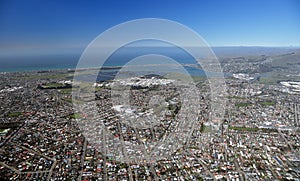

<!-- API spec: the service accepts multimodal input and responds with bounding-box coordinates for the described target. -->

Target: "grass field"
[235,102,252,108]
[7,112,22,117]
[259,101,276,106]
[229,126,259,132]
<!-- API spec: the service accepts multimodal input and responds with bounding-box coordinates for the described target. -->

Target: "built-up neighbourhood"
[0,70,299,180]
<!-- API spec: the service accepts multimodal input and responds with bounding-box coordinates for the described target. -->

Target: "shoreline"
[0,64,234,80]
[0,66,123,74]
[0,63,196,74]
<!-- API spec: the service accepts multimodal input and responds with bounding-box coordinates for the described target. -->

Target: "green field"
[259,101,276,106]
[200,123,211,133]
[7,112,22,117]
[229,126,259,132]
[67,113,82,119]
[43,82,65,88]
[235,102,252,108]
[58,88,73,94]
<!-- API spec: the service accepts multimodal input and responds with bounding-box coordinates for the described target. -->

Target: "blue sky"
[0,0,300,56]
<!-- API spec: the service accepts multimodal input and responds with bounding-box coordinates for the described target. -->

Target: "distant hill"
[211,46,300,57]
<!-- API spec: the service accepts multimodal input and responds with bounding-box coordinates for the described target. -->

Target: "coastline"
[0,65,123,74]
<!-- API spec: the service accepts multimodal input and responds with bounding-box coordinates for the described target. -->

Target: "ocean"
[0,47,201,73]
[0,46,295,73]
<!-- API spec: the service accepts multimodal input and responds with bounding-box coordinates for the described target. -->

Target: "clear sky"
[0,0,300,56]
